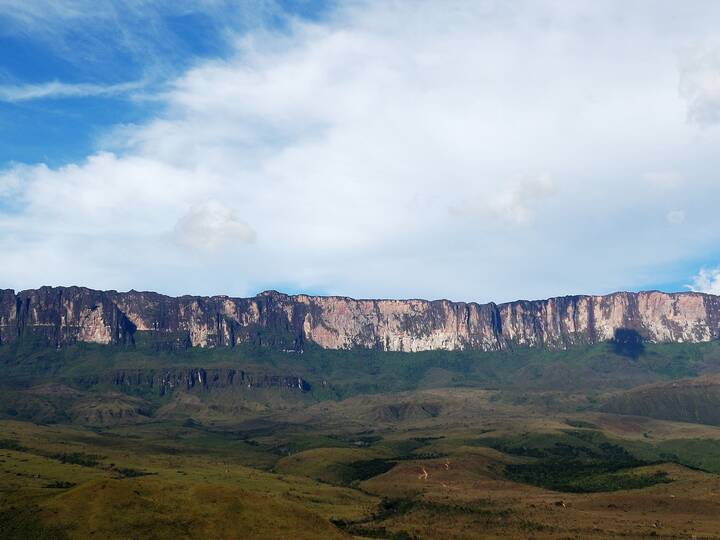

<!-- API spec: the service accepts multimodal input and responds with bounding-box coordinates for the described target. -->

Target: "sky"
[1,0,720,303]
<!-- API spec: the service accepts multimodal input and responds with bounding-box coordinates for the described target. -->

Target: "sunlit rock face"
[0,286,719,352]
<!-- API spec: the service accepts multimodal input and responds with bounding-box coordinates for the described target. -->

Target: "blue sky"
[1,1,720,302]
[0,1,333,167]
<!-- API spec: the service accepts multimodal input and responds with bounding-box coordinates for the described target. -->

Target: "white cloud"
[450,174,556,225]
[666,210,685,225]
[174,200,255,254]
[0,0,282,81]
[0,81,143,102]
[687,267,720,294]
[3,1,720,300]
[679,44,720,126]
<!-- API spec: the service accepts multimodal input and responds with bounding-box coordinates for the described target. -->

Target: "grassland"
[4,340,720,537]
[5,394,720,538]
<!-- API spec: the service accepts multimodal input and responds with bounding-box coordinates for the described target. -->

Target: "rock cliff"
[108,368,311,395]
[1,286,718,352]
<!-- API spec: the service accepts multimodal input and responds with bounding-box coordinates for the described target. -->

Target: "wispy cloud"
[0,1,301,77]
[0,81,144,102]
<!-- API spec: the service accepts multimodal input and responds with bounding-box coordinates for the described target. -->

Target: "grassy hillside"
[5,339,720,536]
[5,398,720,539]
[4,337,720,423]
[602,375,720,425]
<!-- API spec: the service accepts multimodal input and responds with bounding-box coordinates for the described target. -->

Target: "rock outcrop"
[108,368,311,395]
[0,286,719,352]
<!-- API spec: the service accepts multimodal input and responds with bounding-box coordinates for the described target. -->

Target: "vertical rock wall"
[0,286,718,352]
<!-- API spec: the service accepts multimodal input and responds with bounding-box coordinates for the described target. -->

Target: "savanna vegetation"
[5,339,720,537]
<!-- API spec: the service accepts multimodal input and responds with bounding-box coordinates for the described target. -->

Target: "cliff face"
[1,287,136,347]
[0,286,718,352]
[108,368,311,395]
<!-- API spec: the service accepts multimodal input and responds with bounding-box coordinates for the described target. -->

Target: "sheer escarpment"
[0,286,718,352]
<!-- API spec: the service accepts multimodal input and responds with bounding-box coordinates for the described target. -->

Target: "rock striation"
[1,286,719,352]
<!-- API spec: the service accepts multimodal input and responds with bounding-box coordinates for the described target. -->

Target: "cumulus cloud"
[2,1,720,300]
[687,267,720,294]
[174,200,255,254]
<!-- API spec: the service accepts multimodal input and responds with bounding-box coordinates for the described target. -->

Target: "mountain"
[1,286,719,353]
[8,286,720,539]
